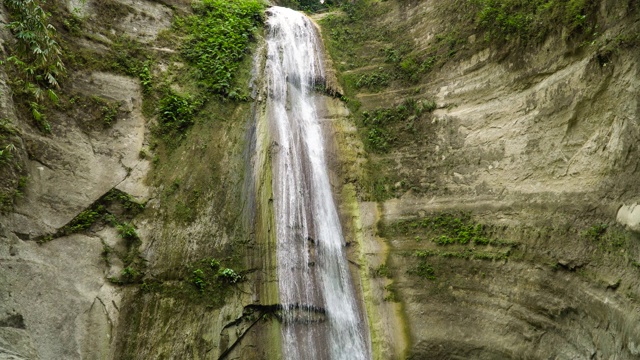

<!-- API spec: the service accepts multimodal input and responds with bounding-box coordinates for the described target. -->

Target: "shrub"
[2,0,65,101]
[182,0,264,95]
[355,71,391,90]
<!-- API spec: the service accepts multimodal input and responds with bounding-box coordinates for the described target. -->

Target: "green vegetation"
[383,212,514,248]
[109,36,149,77]
[581,223,632,254]
[63,207,104,234]
[354,70,391,91]
[0,144,16,165]
[278,0,342,13]
[55,188,145,239]
[413,248,510,262]
[139,61,153,94]
[2,0,65,102]
[383,283,400,302]
[581,224,609,242]
[318,0,636,203]
[157,91,199,136]
[218,267,242,284]
[469,0,598,43]
[47,188,146,283]
[116,222,140,243]
[145,0,264,148]
[81,96,123,127]
[189,258,242,294]
[408,261,436,280]
[360,98,436,153]
[0,119,26,213]
[384,212,515,281]
[121,266,142,283]
[372,263,391,278]
[181,0,264,96]
[192,268,208,292]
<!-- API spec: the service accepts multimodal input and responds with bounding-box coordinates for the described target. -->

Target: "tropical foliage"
[2,0,65,102]
[182,0,263,95]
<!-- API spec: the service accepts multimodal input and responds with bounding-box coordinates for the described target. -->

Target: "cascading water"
[264,6,370,360]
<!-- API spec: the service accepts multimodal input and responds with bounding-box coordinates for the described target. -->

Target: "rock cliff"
[0,0,638,359]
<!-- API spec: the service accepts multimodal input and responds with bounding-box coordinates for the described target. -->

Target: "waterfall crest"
[264,6,370,360]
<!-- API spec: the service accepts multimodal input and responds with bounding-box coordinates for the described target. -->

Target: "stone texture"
[67,0,173,43]
[0,232,121,360]
[617,203,640,232]
[325,1,640,359]
[6,72,148,238]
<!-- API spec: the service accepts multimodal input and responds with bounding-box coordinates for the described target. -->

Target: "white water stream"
[264,7,370,360]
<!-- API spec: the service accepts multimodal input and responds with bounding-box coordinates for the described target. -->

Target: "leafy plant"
[104,189,145,213]
[408,261,436,280]
[218,267,241,284]
[192,268,208,292]
[121,266,140,281]
[62,206,103,234]
[209,258,221,270]
[2,0,65,101]
[372,263,391,278]
[158,91,197,134]
[116,222,139,243]
[470,0,598,43]
[181,0,264,95]
[28,101,50,133]
[355,71,391,90]
[0,144,16,164]
[139,61,153,93]
[110,36,147,77]
[101,102,120,127]
[581,224,608,242]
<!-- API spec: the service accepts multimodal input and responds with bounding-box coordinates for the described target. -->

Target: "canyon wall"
[0,0,639,359]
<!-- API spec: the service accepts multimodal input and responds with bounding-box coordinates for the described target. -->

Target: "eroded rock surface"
[6,72,148,239]
[323,1,640,359]
[0,3,151,359]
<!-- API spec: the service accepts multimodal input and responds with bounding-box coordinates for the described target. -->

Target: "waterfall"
[264,6,370,360]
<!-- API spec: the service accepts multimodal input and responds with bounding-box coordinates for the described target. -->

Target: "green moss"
[141,257,243,305]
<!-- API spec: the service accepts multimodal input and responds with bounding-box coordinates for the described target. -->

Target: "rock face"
[0,1,161,358]
[7,72,149,239]
[1,0,639,359]
[317,1,640,359]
